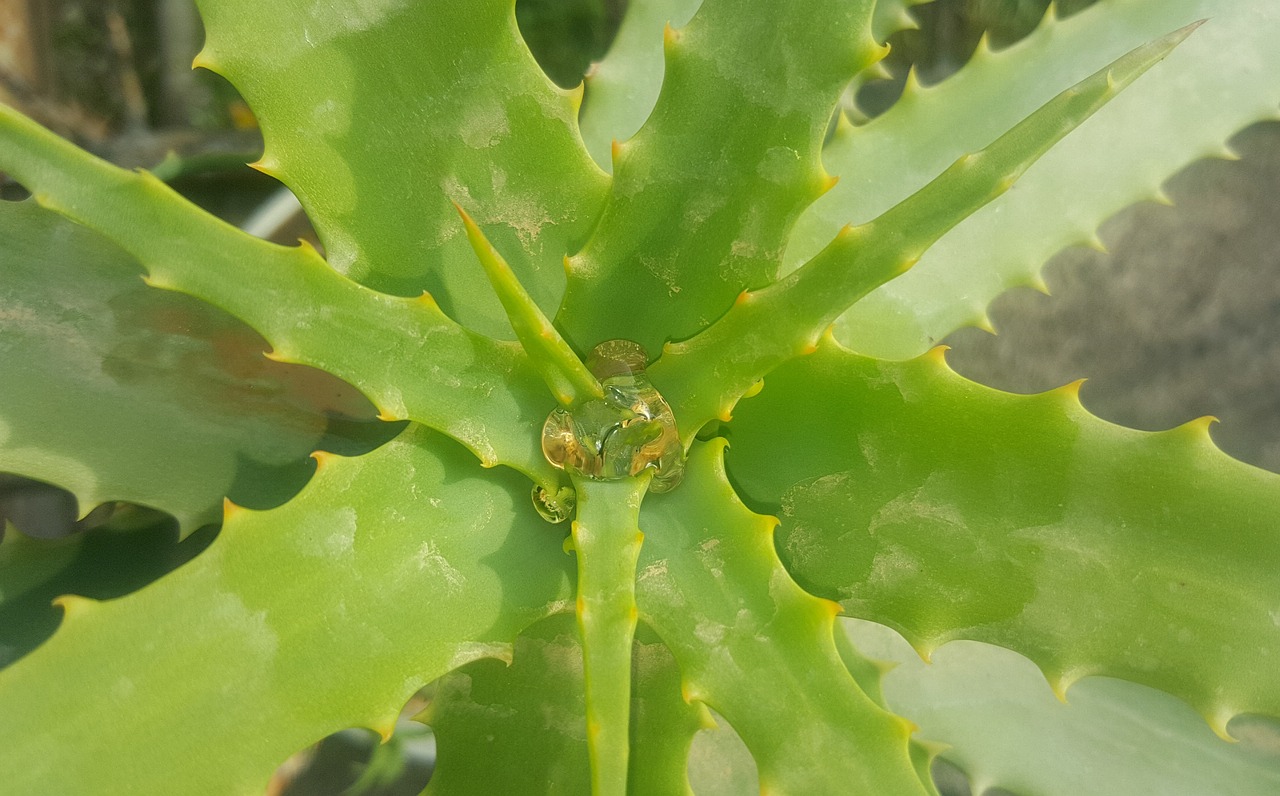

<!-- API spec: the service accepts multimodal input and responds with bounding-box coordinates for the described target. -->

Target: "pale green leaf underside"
[0,200,327,530]
[578,0,703,171]
[850,619,1280,796]
[637,440,929,795]
[425,615,702,795]
[0,105,561,487]
[195,0,608,339]
[559,0,881,354]
[0,427,572,796]
[727,343,1280,735]
[792,0,1280,359]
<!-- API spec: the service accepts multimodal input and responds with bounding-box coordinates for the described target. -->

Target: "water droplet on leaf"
[531,484,575,524]
[541,340,684,493]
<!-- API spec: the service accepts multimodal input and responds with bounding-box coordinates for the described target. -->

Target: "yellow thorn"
[190,49,215,71]
[52,594,95,618]
[370,717,398,742]
[376,409,403,422]
[1180,415,1219,436]
[822,599,843,619]
[834,111,857,137]
[1207,708,1237,743]
[1084,232,1108,253]
[663,22,680,47]
[566,81,585,114]
[1151,188,1175,207]
[562,254,574,276]
[818,173,840,197]
[902,65,923,96]
[972,313,997,335]
[310,450,336,470]
[223,497,245,521]
[923,344,951,366]
[1055,378,1087,400]
[575,595,587,616]
[416,291,440,311]
[1028,273,1052,295]
[743,378,765,399]
[247,158,279,178]
[717,405,734,422]
[733,289,753,307]
[610,138,623,164]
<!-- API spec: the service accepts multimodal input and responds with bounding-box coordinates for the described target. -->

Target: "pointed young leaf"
[636,440,930,794]
[578,0,703,170]
[727,343,1280,736]
[455,203,602,406]
[0,428,573,796]
[558,0,883,354]
[194,0,608,337]
[851,620,1280,796]
[0,105,562,487]
[792,0,1280,358]
[0,200,329,530]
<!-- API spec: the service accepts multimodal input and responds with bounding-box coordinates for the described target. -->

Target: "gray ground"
[944,121,1280,474]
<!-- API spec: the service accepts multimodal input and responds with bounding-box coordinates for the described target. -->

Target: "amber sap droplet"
[541,340,685,493]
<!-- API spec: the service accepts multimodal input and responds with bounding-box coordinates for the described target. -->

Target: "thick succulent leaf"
[789,0,1280,359]
[0,516,215,669]
[726,342,1280,736]
[578,0,703,170]
[0,200,330,530]
[636,439,929,794]
[194,0,608,338]
[425,615,703,795]
[570,475,651,794]
[651,23,1186,444]
[850,619,1280,796]
[0,105,562,487]
[0,426,573,796]
[558,0,883,354]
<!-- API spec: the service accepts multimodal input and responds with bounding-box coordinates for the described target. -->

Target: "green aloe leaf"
[194,0,608,338]
[850,619,1280,796]
[636,439,929,794]
[558,0,883,354]
[424,615,704,794]
[789,0,1280,358]
[726,342,1280,737]
[0,515,215,669]
[578,0,703,170]
[0,426,572,796]
[652,23,1188,443]
[0,200,332,530]
[0,105,562,487]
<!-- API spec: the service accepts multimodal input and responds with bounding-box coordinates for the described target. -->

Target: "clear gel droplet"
[541,340,684,493]
[531,484,575,524]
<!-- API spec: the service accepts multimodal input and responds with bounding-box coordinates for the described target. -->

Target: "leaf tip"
[222,497,246,521]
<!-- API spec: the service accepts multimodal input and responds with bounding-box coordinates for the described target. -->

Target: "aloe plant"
[2,0,1279,793]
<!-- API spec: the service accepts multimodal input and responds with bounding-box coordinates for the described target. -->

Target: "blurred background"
[2,0,1278,793]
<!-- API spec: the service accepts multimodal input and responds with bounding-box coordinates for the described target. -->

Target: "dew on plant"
[541,339,685,493]
[531,483,575,524]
